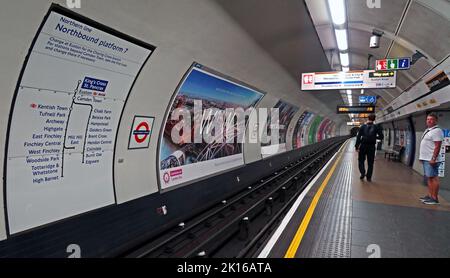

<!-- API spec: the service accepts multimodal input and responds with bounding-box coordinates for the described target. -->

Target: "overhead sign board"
[337,106,376,114]
[301,70,396,91]
[347,122,362,126]
[359,95,377,104]
[376,58,410,71]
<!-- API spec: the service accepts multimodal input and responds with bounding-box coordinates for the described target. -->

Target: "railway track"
[123,137,348,258]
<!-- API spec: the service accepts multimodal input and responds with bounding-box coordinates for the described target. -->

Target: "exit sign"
[376,58,410,71]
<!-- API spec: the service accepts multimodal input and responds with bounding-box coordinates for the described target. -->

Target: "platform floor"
[265,139,450,258]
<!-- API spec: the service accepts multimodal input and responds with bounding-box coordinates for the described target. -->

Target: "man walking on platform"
[419,113,444,205]
[355,114,384,182]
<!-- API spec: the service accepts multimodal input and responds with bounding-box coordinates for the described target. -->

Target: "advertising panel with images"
[309,115,323,144]
[317,118,331,142]
[4,5,155,234]
[261,100,299,158]
[292,111,314,149]
[159,63,264,190]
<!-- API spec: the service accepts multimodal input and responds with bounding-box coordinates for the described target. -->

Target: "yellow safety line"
[284,142,348,258]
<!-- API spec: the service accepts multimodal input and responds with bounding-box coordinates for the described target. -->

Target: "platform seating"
[384,145,404,162]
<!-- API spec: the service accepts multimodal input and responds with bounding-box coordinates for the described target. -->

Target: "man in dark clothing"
[355,114,384,182]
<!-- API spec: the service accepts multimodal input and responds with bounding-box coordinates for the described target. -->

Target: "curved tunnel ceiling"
[307,0,450,110]
[215,0,348,123]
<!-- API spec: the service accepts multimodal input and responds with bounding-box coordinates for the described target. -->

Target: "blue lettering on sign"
[398,58,410,69]
[443,129,450,138]
[82,77,109,92]
[360,96,377,104]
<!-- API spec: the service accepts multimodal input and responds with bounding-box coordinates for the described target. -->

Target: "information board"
[5,5,155,234]
[337,106,375,114]
[301,70,396,90]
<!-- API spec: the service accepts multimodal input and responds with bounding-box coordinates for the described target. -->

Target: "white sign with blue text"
[6,8,153,234]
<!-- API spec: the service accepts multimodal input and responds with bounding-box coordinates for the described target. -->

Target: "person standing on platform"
[419,113,444,205]
[355,114,384,182]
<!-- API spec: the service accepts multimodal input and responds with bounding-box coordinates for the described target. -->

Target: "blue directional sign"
[398,58,410,70]
[359,95,377,104]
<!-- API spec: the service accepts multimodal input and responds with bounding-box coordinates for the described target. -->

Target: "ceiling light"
[361,89,365,95]
[328,0,346,25]
[335,29,348,51]
[340,52,349,67]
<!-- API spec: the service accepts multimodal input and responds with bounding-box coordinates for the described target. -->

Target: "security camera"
[370,35,380,48]
[370,29,384,49]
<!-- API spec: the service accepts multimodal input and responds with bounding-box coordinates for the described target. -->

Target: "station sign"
[301,70,396,91]
[376,58,410,71]
[359,95,377,104]
[337,106,376,114]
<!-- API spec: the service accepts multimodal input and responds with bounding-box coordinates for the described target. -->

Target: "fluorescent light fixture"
[340,52,349,67]
[328,0,346,25]
[335,29,348,51]
[342,66,349,72]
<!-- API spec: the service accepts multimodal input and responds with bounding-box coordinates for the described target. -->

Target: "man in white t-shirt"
[419,113,444,205]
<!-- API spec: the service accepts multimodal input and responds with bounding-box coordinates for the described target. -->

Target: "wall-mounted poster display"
[261,100,299,158]
[317,118,331,142]
[323,121,334,140]
[292,111,314,149]
[5,5,155,234]
[309,116,323,144]
[158,63,264,190]
[301,113,315,147]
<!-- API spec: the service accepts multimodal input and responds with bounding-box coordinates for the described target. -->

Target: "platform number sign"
[128,116,155,150]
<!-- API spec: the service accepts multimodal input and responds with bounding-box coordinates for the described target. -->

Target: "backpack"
[362,124,377,144]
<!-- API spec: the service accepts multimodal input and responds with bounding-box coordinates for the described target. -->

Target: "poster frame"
[3,4,156,236]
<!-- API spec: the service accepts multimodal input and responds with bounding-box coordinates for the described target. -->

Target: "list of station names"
[21,89,117,185]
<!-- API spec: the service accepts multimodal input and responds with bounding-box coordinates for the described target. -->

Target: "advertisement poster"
[301,113,316,147]
[261,100,299,158]
[292,111,313,149]
[404,128,413,165]
[323,121,334,140]
[5,6,155,234]
[159,64,264,190]
[317,118,331,142]
[309,116,323,144]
